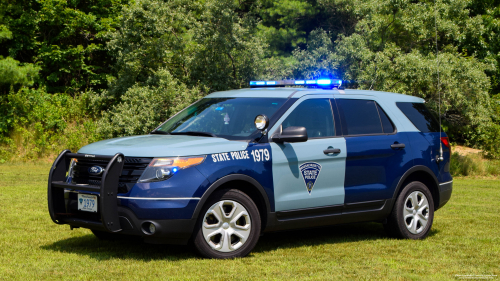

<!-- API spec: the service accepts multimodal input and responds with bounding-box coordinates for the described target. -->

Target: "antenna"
[435,0,444,163]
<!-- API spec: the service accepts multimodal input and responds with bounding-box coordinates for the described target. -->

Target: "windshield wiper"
[150,130,170,135]
[170,131,217,138]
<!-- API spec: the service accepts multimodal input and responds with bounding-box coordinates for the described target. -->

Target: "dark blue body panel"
[195,143,275,211]
[343,132,414,203]
[406,131,452,183]
[118,167,209,220]
[111,142,274,220]
[119,199,200,220]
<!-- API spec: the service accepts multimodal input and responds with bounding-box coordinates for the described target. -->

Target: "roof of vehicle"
[206,88,425,103]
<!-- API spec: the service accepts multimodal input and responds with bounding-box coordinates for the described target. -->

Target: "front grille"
[71,157,152,193]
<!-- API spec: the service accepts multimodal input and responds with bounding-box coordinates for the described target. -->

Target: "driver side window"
[281,99,335,138]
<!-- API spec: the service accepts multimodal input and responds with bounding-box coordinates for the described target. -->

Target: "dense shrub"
[0,88,99,161]
[450,152,500,177]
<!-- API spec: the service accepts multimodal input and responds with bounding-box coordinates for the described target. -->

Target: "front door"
[269,97,346,212]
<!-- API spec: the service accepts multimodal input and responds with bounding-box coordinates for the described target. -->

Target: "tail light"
[441,137,450,148]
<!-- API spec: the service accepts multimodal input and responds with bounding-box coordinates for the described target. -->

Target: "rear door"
[269,96,346,211]
[333,97,414,204]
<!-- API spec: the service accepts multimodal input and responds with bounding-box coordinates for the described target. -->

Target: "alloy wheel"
[403,191,430,234]
[202,200,251,252]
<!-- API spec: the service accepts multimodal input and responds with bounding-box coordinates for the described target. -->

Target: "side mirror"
[272,126,308,143]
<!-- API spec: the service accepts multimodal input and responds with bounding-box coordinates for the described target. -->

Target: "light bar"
[249,79,342,88]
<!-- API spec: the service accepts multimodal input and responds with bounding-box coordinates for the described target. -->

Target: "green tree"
[0,0,128,93]
[0,57,40,90]
[105,0,265,97]
[253,0,319,56]
[0,13,39,92]
[189,0,266,90]
[463,0,500,96]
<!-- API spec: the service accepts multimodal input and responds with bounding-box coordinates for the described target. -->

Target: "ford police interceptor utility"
[48,79,452,259]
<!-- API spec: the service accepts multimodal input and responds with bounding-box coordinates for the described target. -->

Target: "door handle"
[324,148,341,154]
[391,143,405,149]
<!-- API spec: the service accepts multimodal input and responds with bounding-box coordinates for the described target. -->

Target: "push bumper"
[48,150,124,232]
[48,150,197,245]
[437,180,453,209]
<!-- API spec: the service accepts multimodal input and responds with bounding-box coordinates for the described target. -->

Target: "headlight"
[138,156,206,183]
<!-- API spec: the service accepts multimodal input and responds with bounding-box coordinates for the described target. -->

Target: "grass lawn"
[0,163,499,280]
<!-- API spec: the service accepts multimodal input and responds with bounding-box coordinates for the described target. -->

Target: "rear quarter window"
[396,102,440,133]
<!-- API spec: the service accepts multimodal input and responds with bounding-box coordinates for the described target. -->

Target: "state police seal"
[299,162,322,194]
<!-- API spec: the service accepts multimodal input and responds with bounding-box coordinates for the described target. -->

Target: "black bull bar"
[48,150,124,232]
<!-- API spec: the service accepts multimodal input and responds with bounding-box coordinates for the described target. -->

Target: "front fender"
[191,174,272,220]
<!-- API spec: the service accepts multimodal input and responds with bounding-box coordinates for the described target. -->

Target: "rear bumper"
[437,180,453,209]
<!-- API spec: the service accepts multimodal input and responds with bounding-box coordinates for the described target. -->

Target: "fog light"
[142,222,157,235]
[149,223,156,234]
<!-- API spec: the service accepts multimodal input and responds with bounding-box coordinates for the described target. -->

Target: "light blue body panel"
[271,139,346,211]
[208,88,423,104]
[78,134,249,157]
[268,95,346,211]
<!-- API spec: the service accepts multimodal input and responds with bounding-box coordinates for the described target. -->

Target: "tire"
[385,181,434,239]
[193,189,261,259]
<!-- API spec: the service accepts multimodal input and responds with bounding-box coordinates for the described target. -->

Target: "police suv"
[48,79,452,259]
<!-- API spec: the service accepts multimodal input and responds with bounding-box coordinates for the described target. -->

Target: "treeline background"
[0,0,499,161]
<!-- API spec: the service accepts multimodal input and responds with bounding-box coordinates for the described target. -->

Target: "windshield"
[155,97,287,140]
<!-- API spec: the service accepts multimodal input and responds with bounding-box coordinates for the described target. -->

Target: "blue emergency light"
[249,79,342,89]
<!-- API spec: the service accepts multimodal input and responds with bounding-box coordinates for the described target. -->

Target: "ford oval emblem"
[88,166,105,176]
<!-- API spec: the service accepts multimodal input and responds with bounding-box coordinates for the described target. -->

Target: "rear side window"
[396,102,440,133]
[336,99,395,135]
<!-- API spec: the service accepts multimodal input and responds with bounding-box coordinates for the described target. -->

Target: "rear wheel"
[193,189,261,259]
[385,181,434,239]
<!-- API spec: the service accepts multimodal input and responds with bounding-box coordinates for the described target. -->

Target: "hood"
[78,135,249,157]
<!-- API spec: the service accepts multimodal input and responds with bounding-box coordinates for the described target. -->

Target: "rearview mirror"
[272,126,308,143]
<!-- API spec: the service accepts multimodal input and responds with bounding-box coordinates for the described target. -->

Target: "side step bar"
[47,150,125,232]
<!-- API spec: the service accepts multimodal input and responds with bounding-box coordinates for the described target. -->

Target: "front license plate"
[78,194,98,212]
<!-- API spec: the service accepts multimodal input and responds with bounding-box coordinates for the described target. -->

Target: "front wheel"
[385,181,434,239]
[193,189,261,259]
